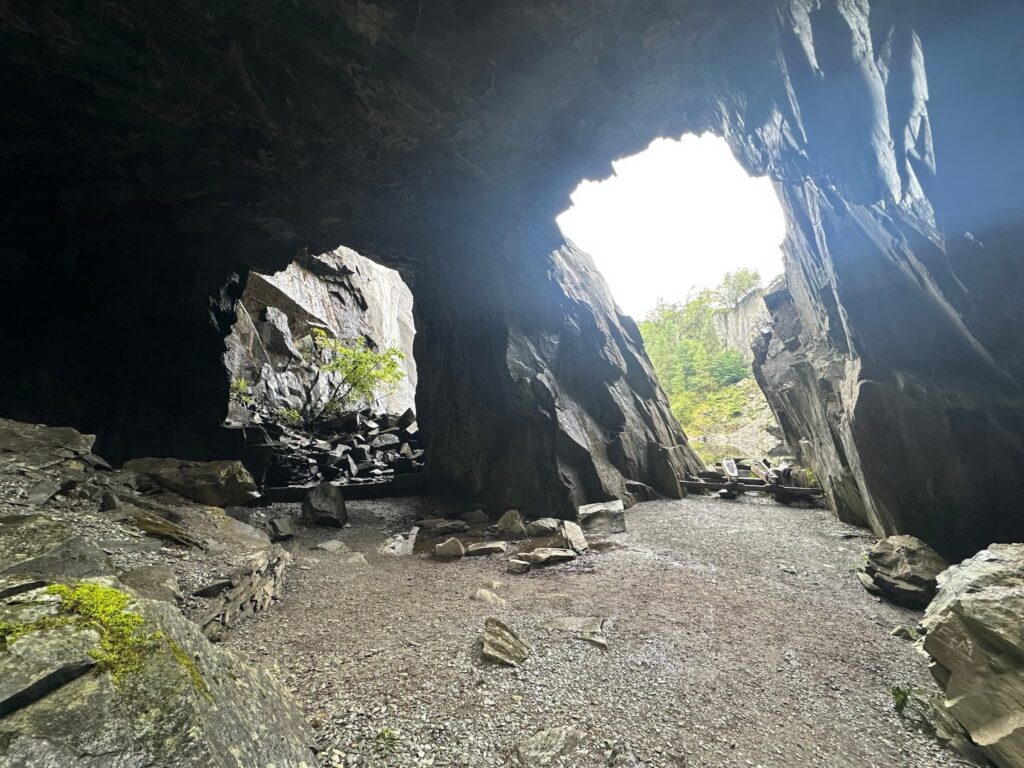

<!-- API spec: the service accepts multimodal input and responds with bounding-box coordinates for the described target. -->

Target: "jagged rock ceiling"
[1,1,1023,548]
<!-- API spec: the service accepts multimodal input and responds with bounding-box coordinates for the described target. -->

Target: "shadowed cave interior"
[1,2,1024,767]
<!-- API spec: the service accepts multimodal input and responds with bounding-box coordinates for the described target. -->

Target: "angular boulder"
[577,500,626,534]
[434,538,465,560]
[561,522,589,554]
[301,483,347,527]
[526,518,560,537]
[858,535,949,609]
[480,617,529,667]
[507,559,531,575]
[520,548,577,566]
[0,581,316,767]
[466,542,508,557]
[496,510,528,540]
[920,543,1024,768]
[122,458,258,508]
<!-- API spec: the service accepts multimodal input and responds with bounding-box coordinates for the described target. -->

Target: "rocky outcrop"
[1,2,1022,548]
[0,515,315,766]
[225,246,417,418]
[857,535,948,608]
[713,289,771,366]
[920,543,1024,768]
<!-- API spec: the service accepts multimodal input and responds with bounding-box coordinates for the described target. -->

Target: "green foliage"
[276,407,303,427]
[373,726,400,757]
[296,329,405,430]
[890,684,910,715]
[639,271,764,454]
[229,377,254,406]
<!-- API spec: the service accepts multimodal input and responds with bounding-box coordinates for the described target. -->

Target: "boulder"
[513,726,585,767]
[122,458,258,507]
[0,580,315,766]
[267,516,296,541]
[460,509,490,524]
[561,522,589,554]
[507,559,531,575]
[480,617,529,667]
[434,538,465,560]
[466,542,508,557]
[577,501,626,534]
[859,535,949,609]
[471,588,506,606]
[120,566,182,604]
[920,543,1024,768]
[526,518,560,537]
[520,548,577,566]
[301,483,348,527]
[496,510,528,540]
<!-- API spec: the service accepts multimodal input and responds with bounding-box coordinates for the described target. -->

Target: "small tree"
[297,328,405,430]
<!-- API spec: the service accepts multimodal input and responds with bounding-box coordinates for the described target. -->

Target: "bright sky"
[556,133,787,319]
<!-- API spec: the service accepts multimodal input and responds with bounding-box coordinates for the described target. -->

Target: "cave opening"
[557,134,791,465]
[222,246,426,501]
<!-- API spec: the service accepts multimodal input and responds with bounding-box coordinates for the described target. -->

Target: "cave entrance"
[222,246,425,501]
[557,133,790,467]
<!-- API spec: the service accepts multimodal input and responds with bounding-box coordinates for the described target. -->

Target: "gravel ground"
[226,494,969,768]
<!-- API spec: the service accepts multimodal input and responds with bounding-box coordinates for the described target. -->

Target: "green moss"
[167,639,211,699]
[0,615,75,650]
[45,583,163,681]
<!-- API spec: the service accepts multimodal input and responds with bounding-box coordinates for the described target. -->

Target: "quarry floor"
[227,495,968,768]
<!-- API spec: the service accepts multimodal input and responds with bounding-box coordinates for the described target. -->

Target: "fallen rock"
[434,537,465,560]
[460,509,490,524]
[577,500,626,534]
[526,518,560,537]
[416,517,470,535]
[859,535,949,608]
[301,483,348,527]
[471,588,507,606]
[920,543,1024,768]
[540,616,608,649]
[561,521,589,554]
[122,457,258,507]
[520,548,577,566]
[198,545,290,640]
[267,516,296,541]
[466,542,508,557]
[480,617,529,667]
[496,509,528,540]
[120,565,182,604]
[507,559,531,574]
[344,553,368,565]
[513,726,585,766]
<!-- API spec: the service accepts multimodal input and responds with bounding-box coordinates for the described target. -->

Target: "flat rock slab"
[507,559,531,574]
[521,548,577,566]
[514,726,585,766]
[120,565,182,604]
[0,624,99,718]
[860,535,948,609]
[466,542,508,557]
[480,617,529,667]
[561,522,589,553]
[540,616,607,649]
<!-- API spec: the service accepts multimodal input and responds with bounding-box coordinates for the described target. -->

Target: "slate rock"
[577,500,627,534]
[0,517,111,583]
[520,548,577,566]
[480,617,529,667]
[301,483,348,527]
[513,726,585,766]
[120,565,182,604]
[460,509,490,524]
[313,540,349,553]
[267,516,296,541]
[526,518,560,537]
[416,517,470,535]
[0,623,99,718]
[471,588,506,606]
[561,521,589,554]
[920,543,1024,768]
[540,616,607,649]
[466,542,508,557]
[859,535,949,609]
[507,559,531,574]
[496,509,528,540]
[122,458,259,507]
[434,538,465,560]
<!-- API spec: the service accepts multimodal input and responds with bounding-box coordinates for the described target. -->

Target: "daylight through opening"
[558,134,789,465]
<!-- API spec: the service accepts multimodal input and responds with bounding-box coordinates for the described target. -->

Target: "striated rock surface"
[0,2,1022,548]
[857,535,948,609]
[225,246,417,418]
[122,458,258,508]
[920,543,1024,768]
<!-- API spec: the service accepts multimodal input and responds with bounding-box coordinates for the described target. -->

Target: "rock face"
[0,517,315,766]
[857,535,948,609]
[1,2,1022,548]
[122,458,258,507]
[920,544,1024,768]
[225,247,417,418]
